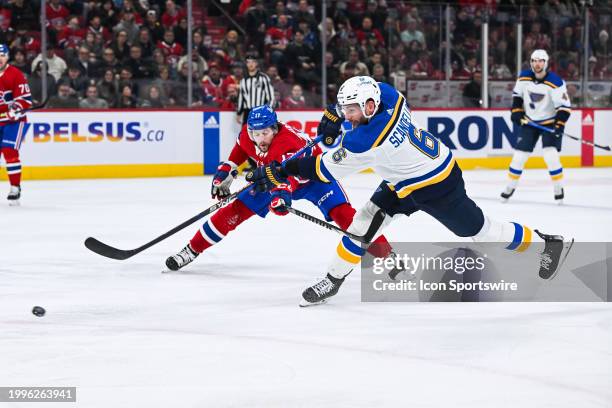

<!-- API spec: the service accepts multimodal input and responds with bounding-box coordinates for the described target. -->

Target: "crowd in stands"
[0,0,610,109]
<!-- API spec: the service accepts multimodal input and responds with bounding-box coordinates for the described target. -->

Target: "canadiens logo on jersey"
[0,90,13,104]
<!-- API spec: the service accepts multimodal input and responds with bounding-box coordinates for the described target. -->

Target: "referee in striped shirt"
[236,55,275,124]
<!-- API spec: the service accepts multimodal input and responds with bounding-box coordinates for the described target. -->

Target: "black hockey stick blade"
[286,207,385,244]
[85,237,139,260]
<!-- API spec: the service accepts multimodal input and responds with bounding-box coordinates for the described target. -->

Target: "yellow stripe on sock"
[517,226,532,252]
[336,242,361,264]
[508,173,521,180]
[551,174,563,181]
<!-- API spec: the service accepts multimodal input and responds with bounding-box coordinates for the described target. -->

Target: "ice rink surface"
[1,168,611,408]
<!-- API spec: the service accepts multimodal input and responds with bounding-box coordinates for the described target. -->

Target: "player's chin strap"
[524,120,611,151]
[85,134,325,260]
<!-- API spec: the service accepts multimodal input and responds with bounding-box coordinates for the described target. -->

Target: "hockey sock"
[329,203,392,258]
[1,148,21,186]
[472,216,544,252]
[189,199,255,253]
[543,147,564,189]
[507,150,529,188]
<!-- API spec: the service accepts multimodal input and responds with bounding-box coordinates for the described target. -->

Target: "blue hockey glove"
[269,183,292,216]
[318,104,344,147]
[245,161,288,192]
[211,161,238,199]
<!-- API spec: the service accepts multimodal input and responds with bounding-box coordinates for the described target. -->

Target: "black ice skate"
[387,252,414,281]
[165,244,199,271]
[300,273,345,307]
[554,187,564,204]
[534,229,574,280]
[500,187,515,202]
[7,185,21,206]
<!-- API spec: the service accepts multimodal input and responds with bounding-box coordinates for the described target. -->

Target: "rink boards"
[1,108,611,180]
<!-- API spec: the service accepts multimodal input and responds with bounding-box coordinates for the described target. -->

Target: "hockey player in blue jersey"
[247,76,573,306]
[502,49,571,203]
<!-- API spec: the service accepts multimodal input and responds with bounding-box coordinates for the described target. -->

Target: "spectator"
[201,64,224,106]
[236,55,275,123]
[265,64,288,98]
[592,30,609,61]
[61,64,89,97]
[115,83,138,108]
[31,48,67,81]
[111,30,130,62]
[157,29,183,68]
[88,15,112,44]
[74,45,100,78]
[48,82,80,108]
[161,0,185,29]
[221,61,243,98]
[7,0,38,31]
[140,85,166,108]
[400,17,425,49]
[143,9,165,43]
[124,45,155,79]
[285,29,318,89]
[453,54,479,79]
[170,61,201,106]
[355,16,385,46]
[173,16,189,48]
[10,49,30,75]
[371,63,387,83]
[382,16,401,49]
[96,68,118,104]
[80,85,109,108]
[293,0,316,30]
[177,51,208,80]
[218,83,239,110]
[339,49,369,77]
[409,51,434,78]
[113,10,140,43]
[324,51,340,88]
[462,71,483,108]
[219,29,244,64]
[192,29,211,60]
[363,0,387,29]
[46,0,70,30]
[58,15,86,52]
[265,14,292,72]
[135,27,155,58]
[83,31,103,59]
[152,48,175,78]
[98,47,120,76]
[489,55,512,80]
[245,0,268,37]
[28,62,57,105]
[281,84,307,109]
[151,65,174,105]
[10,26,40,64]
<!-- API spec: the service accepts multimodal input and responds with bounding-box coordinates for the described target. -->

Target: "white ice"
[1,168,611,408]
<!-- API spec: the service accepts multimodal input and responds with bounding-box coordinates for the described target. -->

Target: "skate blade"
[500,197,509,203]
[8,200,20,207]
[546,238,575,281]
[556,199,564,205]
[299,298,327,307]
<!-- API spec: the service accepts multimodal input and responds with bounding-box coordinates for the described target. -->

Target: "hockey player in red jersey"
[165,105,395,271]
[0,44,32,205]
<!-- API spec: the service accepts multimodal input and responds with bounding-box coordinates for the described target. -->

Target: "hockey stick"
[526,121,611,151]
[285,206,386,244]
[0,97,50,121]
[85,134,324,260]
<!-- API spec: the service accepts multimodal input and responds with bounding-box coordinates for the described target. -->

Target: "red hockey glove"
[269,183,292,216]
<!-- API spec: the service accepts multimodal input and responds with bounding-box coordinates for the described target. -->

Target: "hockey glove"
[510,110,525,125]
[211,161,238,199]
[554,122,565,138]
[245,161,288,192]
[6,106,25,121]
[318,104,344,147]
[269,183,292,216]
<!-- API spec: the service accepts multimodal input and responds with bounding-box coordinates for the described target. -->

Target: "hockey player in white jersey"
[502,49,571,203]
[247,76,573,306]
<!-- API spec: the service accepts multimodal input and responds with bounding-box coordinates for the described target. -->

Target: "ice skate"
[500,186,515,202]
[165,244,199,271]
[300,273,345,307]
[554,186,564,205]
[387,252,414,281]
[7,185,20,206]
[534,229,574,280]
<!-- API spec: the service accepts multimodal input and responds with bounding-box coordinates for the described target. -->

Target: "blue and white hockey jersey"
[512,69,571,125]
[314,82,454,198]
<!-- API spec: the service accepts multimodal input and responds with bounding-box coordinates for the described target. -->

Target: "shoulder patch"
[518,69,534,81]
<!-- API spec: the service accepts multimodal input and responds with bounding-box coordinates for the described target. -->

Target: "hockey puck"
[32,306,46,317]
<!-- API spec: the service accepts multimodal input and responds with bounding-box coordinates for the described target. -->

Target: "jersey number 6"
[410,128,440,159]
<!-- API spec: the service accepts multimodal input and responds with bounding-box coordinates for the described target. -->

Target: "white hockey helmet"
[530,49,549,72]
[337,76,381,120]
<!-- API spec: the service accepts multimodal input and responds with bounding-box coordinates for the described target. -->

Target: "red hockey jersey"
[0,64,32,126]
[227,122,321,190]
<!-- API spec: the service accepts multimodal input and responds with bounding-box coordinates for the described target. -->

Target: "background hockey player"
[248,76,572,306]
[502,49,571,204]
[0,44,31,205]
[165,104,395,272]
